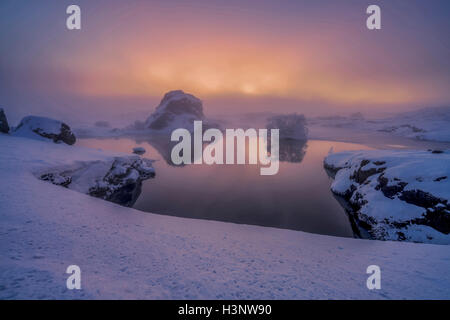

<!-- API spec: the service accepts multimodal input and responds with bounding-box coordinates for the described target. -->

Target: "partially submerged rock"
[38,156,155,207]
[145,90,204,131]
[14,116,76,145]
[0,108,10,134]
[324,149,450,244]
[132,147,146,155]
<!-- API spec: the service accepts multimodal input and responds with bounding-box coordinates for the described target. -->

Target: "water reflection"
[134,134,308,166]
[278,138,307,163]
[78,136,375,237]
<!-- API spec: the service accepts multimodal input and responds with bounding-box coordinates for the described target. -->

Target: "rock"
[38,156,155,207]
[145,90,204,131]
[13,116,76,145]
[0,108,10,134]
[324,149,450,244]
[132,147,146,155]
[266,114,308,140]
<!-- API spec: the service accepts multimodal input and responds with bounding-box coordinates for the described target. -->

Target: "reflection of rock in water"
[136,134,177,165]
[138,134,308,166]
[278,138,307,163]
[135,134,202,166]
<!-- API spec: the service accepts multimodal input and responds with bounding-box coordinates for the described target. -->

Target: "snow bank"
[325,149,450,244]
[1,134,450,299]
[13,116,76,145]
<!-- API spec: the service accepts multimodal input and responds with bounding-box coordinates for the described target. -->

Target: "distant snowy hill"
[374,106,450,142]
[1,134,450,299]
[309,106,450,143]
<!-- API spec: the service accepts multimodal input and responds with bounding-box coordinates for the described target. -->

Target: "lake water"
[78,135,383,238]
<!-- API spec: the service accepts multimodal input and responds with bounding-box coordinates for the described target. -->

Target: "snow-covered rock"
[132,147,146,155]
[38,156,155,207]
[0,108,10,134]
[145,90,204,131]
[13,116,76,145]
[266,113,308,140]
[324,149,450,244]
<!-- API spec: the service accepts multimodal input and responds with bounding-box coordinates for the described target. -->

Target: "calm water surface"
[79,135,382,237]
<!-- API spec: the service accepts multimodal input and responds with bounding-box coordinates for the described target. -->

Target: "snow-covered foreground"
[1,135,450,299]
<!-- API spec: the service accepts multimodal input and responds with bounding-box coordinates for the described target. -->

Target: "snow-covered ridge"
[324,149,450,244]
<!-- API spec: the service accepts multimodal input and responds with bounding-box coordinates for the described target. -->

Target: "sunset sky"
[1,0,449,122]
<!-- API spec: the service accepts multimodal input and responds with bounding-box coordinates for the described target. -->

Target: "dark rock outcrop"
[145,90,204,131]
[0,108,10,134]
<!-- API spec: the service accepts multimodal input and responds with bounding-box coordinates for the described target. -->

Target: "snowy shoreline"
[1,134,450,299]
[325,150,450,244]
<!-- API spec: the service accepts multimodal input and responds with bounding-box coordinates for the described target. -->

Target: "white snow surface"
[1,134,450,299]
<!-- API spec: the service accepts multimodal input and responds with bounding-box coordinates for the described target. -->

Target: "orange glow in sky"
[3,0,450,112]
